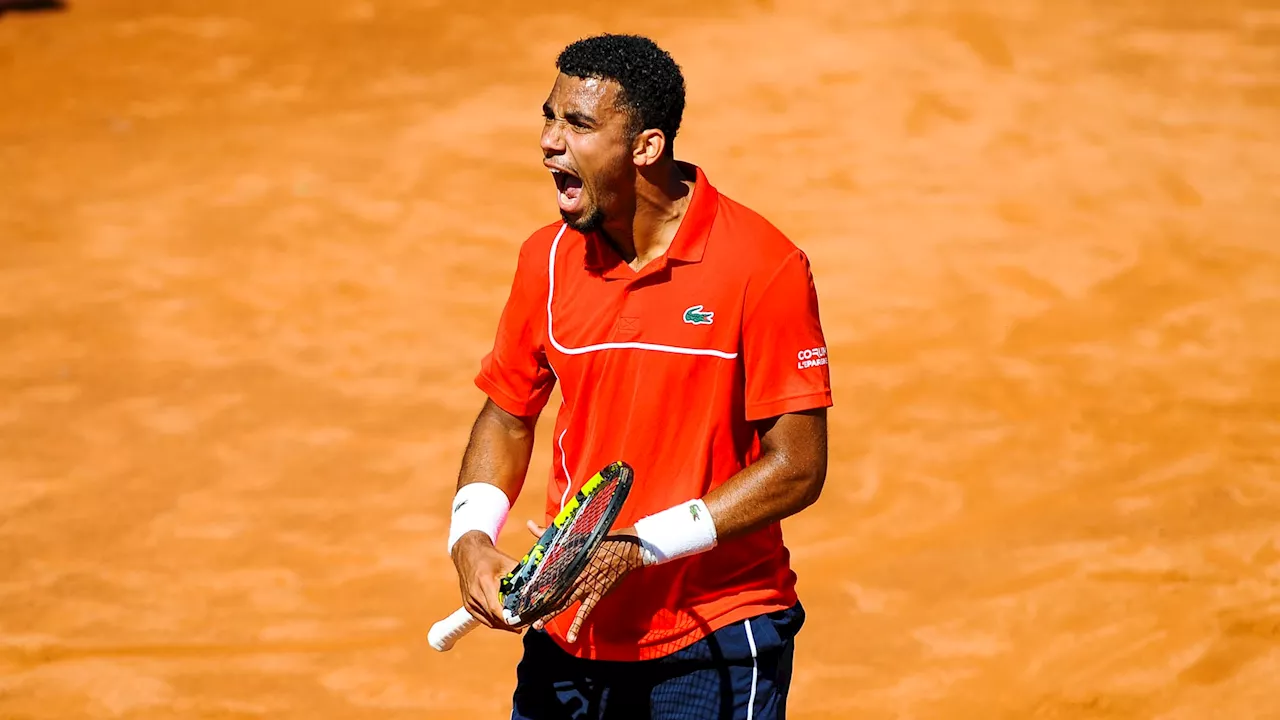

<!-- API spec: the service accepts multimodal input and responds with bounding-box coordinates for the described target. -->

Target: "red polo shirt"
[475,163,832,661]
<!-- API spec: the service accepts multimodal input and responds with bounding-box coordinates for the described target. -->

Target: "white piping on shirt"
[544,224,739,360]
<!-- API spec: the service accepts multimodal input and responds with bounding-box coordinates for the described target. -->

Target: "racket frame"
[502,460,633,624]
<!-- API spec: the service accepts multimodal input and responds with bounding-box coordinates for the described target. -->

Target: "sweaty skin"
[540,73,693,272]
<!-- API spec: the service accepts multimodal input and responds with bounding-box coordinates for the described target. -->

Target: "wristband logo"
[796,346,828,370]
[689,503,701,521]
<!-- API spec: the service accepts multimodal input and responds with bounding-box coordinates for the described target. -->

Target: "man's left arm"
[708,245,832,537]
[702,407,827,540]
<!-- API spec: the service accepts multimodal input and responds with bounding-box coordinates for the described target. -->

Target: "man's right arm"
[451,230,555,630]
[448,398,539,631]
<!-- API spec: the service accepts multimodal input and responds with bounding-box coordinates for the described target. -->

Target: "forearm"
[702,435,827,541]
[449,399,537,556]
[629,408,827,565]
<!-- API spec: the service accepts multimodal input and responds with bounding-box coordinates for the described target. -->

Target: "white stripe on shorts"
[743,619,759,720]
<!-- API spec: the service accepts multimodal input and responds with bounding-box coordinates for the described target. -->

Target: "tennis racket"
[428,460,634,652]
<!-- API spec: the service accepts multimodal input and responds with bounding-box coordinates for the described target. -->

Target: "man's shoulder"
[509,220,567,274]
[518,219,568,253]
[712,191,808,271]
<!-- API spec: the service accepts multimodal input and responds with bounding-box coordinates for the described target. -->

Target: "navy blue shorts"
[511,602,805,720]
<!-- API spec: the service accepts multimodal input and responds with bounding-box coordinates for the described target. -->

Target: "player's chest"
[545,266,743,356]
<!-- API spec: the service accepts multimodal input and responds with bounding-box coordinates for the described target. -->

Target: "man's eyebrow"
[543,102,597,126]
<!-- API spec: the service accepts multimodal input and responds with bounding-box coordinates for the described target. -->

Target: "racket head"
[498,460,634,625]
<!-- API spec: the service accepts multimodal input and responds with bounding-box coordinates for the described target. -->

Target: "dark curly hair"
[556,34,686,157]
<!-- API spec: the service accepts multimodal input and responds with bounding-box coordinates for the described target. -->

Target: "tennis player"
[445,33,833,719]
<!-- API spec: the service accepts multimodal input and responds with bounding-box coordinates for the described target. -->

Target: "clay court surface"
[2,1,1279,717]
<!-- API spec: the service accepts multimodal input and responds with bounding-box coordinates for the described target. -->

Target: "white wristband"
[633,499,718,566]
[446,483,511,555]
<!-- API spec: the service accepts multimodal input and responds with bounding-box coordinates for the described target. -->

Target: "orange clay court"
[1,1,1278,718]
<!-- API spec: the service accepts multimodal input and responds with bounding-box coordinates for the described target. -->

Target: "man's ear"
[632,129,667,167]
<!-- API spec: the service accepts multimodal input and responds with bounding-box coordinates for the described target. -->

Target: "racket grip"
[428,607,480,652]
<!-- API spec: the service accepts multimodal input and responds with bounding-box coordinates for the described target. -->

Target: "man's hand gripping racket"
[429,460,635,651]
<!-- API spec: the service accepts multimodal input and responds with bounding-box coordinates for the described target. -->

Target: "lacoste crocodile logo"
[683,305,714,325]
[689,504,701,521]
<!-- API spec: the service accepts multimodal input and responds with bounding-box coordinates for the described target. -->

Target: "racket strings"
[511,477,622,617]
[553,535,641,607]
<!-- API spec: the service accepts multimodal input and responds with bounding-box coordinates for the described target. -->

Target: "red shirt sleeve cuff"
[474,372,546,418]
[744,390,833,422]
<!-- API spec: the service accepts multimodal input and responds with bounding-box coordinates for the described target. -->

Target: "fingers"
[566,591,601,644]
[462,593,494,628]
[530,575,589,632]
[457,566,492,628]
[520,538,643,640]
[526,519,545,537]
[457,547,522,633]
[481,563,522,633]
[462,577,501,629]
[530,545,619,638]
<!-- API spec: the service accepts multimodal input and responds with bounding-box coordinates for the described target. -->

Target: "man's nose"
[541,121,565,156]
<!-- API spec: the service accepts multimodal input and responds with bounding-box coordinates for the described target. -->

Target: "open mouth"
[550,168,584,214]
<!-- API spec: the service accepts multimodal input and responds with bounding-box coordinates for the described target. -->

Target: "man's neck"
[601,161,693,271]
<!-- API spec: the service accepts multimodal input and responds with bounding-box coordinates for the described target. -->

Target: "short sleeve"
[475,240,557,418]
[742,249,833,421]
